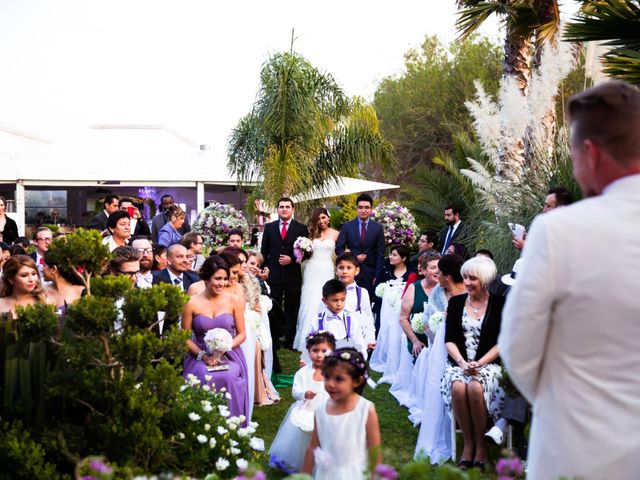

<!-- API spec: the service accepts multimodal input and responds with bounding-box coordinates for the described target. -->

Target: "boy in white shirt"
[335,252,376,350]
[300,279,367,363]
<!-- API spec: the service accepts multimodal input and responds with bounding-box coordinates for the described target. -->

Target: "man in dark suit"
[260,197,309,349]
[119,197,152,238]
[438,204,470,254]
[30,226,53,279]
[152,243,199,292]
[89,194,119,231]
[335,193,385,295]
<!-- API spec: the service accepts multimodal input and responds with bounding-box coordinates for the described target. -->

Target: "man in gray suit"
[499,81,640,480]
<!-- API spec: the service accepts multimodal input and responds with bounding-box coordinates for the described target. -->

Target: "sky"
[0,0,505,157]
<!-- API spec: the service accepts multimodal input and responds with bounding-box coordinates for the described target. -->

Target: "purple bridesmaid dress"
[183,313,249,424]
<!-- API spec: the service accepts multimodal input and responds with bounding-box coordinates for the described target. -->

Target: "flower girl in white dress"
[303,348,381,480]
[269,332,336,473]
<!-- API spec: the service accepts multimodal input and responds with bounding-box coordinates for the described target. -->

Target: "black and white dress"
[440,308,504,419]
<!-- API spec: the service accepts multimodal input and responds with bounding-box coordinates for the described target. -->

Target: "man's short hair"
[568,80,640,164]
[109,245,139,273]
[227,228,244,240]
[548,187,574,207]
[104,194,119,208]
[356,193,374,207]
[118,197,134,206]
[445,204,462,216]
[160,194,174,203]
[474,248,494,260]
[277,197,294,208]
[336,251,359,267]
[12,236,30,249]
[322,279,347,298]
[181,231,202,248]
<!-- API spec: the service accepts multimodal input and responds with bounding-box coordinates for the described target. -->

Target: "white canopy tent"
[291,176,399,203]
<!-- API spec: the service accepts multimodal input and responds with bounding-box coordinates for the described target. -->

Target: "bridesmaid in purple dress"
[182,255,249,423]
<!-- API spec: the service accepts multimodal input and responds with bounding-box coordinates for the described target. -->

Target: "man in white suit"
[499,80,640,480]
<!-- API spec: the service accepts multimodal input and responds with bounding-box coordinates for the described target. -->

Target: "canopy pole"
[196,181,205,213]
[15,181,25,237]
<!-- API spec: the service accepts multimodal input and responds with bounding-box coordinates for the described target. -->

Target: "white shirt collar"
[167,269,183,284]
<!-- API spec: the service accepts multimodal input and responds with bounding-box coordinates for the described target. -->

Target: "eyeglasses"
[36,237,52,242]
[136,248,153,254]
[118,270,139,279]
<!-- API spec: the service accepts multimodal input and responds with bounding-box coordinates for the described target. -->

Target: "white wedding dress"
[293,238,336,351]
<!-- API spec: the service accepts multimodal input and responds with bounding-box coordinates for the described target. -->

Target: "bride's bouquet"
[293,236,314,263]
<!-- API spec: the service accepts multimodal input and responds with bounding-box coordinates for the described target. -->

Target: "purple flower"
[496,458,510,475]
[89,459,112,474]
[509,457,523,474]
[374,463,398,479]
[253,472,267,480]
[80,477,99,480]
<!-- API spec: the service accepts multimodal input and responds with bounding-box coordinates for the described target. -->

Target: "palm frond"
[456,1,510,40]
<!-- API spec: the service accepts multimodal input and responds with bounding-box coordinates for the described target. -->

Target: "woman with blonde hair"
[0,255,47,316]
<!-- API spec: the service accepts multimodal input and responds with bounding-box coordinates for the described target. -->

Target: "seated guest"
[103,211,131,252]
[152,244,198,293]
[107,246,140,286]
[131,237,154,289]
[30,227,53,278]
[43,251,85,313]
[118,197,151,238]
[0,255,47,317]
[180,232,206,272]
[89,194,119,231]
[157,205,185,248]
[181,255,249,424]
[441,256,505,471]
[152,245,167,272]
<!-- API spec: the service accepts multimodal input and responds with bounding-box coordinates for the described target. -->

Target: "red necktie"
[360,222,366,245]
[281,221,288,240]
[39,256,44,266]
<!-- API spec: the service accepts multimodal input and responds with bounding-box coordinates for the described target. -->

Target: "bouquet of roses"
[192,202,249,248]
[374,282,387,299]
[204,328,233,354]
[293,236,314,263]
[428,311,446,335]
[410,312,426,334]
[372,201,419,247]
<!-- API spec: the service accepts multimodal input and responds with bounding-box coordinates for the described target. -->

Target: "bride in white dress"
[293,208,339,351]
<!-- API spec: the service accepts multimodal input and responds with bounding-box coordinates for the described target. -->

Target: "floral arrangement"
[244,308,262,333]
[259,295,273,313]
[168,373,265,478]
[372,201,419,247]
[193,202,249,248]
[386,288,403,311]
[293,236,314,263]
[410,312,425,334]
[204,328,233,353]
[428,311,446,335]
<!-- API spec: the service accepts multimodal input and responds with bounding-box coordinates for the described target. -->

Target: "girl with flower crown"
[302,347,381,479]
[269,331,336,474]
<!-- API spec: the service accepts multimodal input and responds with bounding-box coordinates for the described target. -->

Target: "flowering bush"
[428,311,446,335]
[372,202,418,247]
[293,236,314,263]
[193,202,249,248]
[165,374,264,478]
[410,312,425,334]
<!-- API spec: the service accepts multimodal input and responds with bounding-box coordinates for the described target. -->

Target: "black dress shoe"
[473,461,486,471]
[457,459,473,470]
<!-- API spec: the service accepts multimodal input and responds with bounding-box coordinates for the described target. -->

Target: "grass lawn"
[252,349,499,479]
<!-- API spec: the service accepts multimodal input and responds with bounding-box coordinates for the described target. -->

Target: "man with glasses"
[108,246,140,286]
[131,237,154,288]
[500,80,640,480]
[30,227,53,279]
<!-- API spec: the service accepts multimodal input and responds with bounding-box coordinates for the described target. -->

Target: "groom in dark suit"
[261,197,309,349]
[335,193,385,295]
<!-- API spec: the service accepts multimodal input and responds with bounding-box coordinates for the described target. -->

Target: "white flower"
[249,437,265,451]
[238,415,246,423]
[237,428,249,438]
[197,434,208,444]
[215,458,229,471]
[340,352,350,360]
[201,400,213,412]
[202,384,210,392]
[177,432,185,440]
[217,426,228,435]
[229,439,238,447]
[230,447,241,455]
[204,374,212,382]
[186,373,201,386]
[134,383,141,390]
[236,458,248,470]
[188,412,201,422]
[179,384,189,392]
[220,387,227,392]
[204,328,233,353]
[209,437,217,448]
[228,422,237,431]
[428,311,446,335]
[249,421,258,429]
[225,392,232,400]
[218,405,230,417]
[410,312,425,334]
[204,423,211,431]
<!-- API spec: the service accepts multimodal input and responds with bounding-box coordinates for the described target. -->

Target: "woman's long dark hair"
[308,207,330,240]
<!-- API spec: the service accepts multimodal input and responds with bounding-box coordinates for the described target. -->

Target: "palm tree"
[565,0,640,85]
[227,51,395,206]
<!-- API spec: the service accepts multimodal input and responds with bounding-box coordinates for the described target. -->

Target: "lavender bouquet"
[372,201,418,247]
[293,236,314,263]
